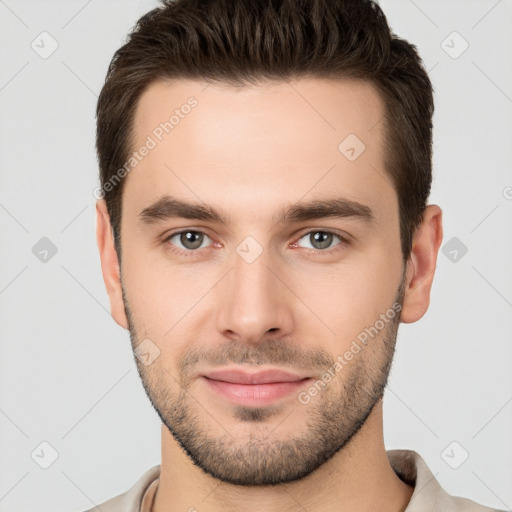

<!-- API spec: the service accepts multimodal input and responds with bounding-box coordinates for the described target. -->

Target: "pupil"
[312,232,332,249]
[182,231,203,249]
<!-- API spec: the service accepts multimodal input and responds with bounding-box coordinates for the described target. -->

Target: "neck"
[152,400,413,512]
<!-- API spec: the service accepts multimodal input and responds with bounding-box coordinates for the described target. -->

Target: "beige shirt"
[86,450,504,512]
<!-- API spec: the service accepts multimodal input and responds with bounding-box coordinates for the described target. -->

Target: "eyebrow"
[138,195,375,226]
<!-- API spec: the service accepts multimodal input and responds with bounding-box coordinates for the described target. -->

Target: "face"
[110,77,408,485]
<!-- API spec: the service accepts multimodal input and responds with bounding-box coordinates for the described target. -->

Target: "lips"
[201,368,311,406]
[203,369,308,384]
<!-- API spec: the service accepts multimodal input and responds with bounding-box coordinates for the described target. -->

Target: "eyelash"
[162,229,350,258]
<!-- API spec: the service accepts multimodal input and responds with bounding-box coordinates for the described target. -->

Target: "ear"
[96,199,128,329]
[400,205,443,324]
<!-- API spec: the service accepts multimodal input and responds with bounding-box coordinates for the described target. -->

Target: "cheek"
[121,248,218,339]
[121,248,172,332]
[300,252,403,346]
[121,224,403,351]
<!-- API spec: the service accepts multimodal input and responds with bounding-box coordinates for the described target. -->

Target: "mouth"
[200,368,312,406]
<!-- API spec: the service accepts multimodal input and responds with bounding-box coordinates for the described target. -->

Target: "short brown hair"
[96,0,434,261]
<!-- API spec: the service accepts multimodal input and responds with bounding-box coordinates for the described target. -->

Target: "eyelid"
[291,228,350,253]
[162,227,351,257]
[294,227,352,243]
[163,228,215,255]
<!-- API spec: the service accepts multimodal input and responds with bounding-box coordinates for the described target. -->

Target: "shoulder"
[80,465,161,512]
[387,449,505,512]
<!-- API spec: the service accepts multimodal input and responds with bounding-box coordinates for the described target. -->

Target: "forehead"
[132,77,385,152]
[124,77,394,224]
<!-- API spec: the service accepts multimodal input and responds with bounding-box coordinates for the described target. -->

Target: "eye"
[165,230,213,253]
[162,228,348,257]
[294,230,347,252]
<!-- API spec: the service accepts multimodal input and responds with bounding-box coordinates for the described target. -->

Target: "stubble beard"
[124,277,405,486]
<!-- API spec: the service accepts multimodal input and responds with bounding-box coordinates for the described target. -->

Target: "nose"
[214,248,295,344]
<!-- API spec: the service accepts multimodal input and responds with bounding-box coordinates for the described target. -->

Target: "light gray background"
[0,0,511,511]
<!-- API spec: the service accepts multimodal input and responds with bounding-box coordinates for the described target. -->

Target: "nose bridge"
[214,245,293,342]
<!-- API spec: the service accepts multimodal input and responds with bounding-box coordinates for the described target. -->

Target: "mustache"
[178,337,334,374]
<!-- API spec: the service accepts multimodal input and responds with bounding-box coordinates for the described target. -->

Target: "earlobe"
[96,199,129,330]
[400,205,443,324]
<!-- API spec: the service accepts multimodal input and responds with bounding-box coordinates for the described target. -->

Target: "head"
[96,0,443,486]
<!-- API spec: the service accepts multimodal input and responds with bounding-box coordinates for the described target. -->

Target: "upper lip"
[202,368,309,385]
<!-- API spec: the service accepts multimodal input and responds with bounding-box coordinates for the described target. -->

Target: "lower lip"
[202,377,311,406]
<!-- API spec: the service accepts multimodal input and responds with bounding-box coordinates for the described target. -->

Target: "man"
[92,0,503,510]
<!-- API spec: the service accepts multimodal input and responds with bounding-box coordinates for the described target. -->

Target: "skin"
[96,77,443,512]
